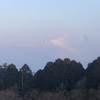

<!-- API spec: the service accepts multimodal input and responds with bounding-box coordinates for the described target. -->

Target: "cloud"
[51,35,67,49]
[43,34,78,53]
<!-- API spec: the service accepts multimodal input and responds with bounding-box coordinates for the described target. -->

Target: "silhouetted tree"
[86,57,100,89]
[19,64,33,96]
[0,67,6,90]
[4,64,18,89]
[33,58,85,91]
[64,60,85,90]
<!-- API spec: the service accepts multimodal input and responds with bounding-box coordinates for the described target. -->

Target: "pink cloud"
[51,35,77,53]
[43,34,78,53]
[51,36,65,48]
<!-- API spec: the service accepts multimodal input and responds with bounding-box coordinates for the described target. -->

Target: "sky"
[0,0,100,71]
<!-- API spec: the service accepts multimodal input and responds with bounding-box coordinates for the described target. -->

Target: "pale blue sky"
[0,0,100,71]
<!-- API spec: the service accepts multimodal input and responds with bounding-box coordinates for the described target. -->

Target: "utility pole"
[21,69,23,91]
[21,68,24,100]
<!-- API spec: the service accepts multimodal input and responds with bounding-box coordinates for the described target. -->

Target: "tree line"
[33,57,100,92]
[0,57,100,97]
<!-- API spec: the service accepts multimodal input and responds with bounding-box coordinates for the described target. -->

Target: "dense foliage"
[0,57,100,99]
[33,58,85,91]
